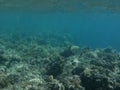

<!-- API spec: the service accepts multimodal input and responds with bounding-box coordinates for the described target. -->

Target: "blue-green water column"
[0,11,120,49]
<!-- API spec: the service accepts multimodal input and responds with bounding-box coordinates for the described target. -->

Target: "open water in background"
[0,10,120,50]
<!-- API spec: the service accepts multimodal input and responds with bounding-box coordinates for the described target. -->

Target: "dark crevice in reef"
[47,61,63,77]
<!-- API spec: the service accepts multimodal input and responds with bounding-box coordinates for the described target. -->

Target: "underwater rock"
[51,82,65,90]
[96,47,118,61]
[60,47,73,57]
[79,47,91,56]
[0,49,4,55]
[61,75,85,90]
[24,45,50,58]
[0,54,8,65]
[103,47,115,53]
[47,78,65,90]
[6,74,20,85]
[72,66,86,75]
[70,45,80,54]
[60,45,80,57]
[81,73,111,90]
[71,60,119,90]
[29,78,43,85]
[0,74,20,88]
[0,78,8,88]
[47,62,63,77]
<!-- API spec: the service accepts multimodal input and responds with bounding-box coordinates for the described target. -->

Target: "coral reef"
[0,33,120,90]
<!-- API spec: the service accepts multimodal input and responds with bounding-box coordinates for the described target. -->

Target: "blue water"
[0,11,120,50]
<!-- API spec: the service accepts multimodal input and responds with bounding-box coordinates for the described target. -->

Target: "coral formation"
[0,33,120,90]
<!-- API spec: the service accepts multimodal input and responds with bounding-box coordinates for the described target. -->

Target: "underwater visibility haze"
[0,0,120,90]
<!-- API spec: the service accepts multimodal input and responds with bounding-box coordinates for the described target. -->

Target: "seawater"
[0,11,120,50]
[1,1,120,90]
